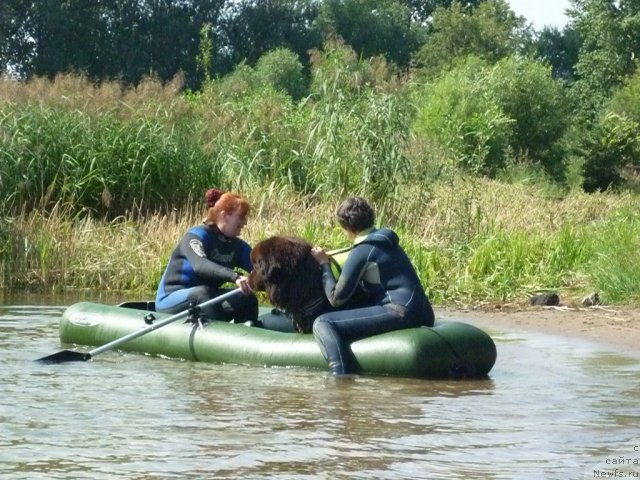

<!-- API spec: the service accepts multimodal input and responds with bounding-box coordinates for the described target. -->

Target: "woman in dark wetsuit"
[155,188,258,323]
[310,196,435,375]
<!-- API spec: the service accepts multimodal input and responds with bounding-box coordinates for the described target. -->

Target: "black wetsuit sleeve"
[181,232,239,283]
[319,245,369,307]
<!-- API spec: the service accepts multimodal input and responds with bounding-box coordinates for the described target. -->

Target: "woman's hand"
[235,275,253,295]
[311,246,330,265]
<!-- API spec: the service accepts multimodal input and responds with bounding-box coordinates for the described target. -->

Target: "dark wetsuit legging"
[157,285,257,322]
[313,227,434,374]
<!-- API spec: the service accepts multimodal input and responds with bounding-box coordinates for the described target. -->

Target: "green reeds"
[3,74,640,305]
[0,100,216,217]
[4,185,640,306]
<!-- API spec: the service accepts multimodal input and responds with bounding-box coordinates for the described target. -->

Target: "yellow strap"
[327,245,352,256]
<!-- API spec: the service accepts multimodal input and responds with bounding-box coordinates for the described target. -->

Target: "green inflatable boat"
[58,301,497,379]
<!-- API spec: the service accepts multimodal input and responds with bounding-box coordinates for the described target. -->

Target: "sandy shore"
[436,304,640,357]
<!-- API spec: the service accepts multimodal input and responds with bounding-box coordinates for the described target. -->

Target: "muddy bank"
[436,304,640,356]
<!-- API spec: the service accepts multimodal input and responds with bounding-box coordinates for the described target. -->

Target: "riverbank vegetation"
[3,181,640,307]
[1,1,640,306]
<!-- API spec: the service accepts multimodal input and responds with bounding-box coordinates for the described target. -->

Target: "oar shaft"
[87,289,240,357]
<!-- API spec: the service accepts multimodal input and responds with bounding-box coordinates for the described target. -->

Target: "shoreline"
[3,287,638,356]
[436,304,640,357]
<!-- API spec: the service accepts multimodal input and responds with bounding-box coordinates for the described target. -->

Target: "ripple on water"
[0,304,638,479]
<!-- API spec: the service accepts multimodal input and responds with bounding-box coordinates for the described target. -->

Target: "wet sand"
[437,304,640,356]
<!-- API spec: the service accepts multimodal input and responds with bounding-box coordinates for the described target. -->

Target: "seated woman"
[155,188,257,323]
[310,196,435,375]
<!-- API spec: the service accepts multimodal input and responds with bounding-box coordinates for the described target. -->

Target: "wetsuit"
[155,224,258,322]
[313,227,434,374]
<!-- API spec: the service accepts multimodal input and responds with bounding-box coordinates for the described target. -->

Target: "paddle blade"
[35,350,91,364]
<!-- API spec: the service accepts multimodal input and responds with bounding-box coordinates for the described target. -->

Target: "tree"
[0,0,225,88]
[398,0,483,23]
[214,0,321,75]
[568,0,640,118]
[532,26,582,83]
[0,0,33,77]
[317,0,423,68]
[580,113,640,192]
[413,54,572,179]
[609,69,640,127]
[487,57,571,179]
[412,0,530,78]
[577,70,640,191]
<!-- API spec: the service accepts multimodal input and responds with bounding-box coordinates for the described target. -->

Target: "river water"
[1,291,639,479]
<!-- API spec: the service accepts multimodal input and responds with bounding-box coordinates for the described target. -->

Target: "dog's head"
[248,236,313,293]
[248,235,359,333]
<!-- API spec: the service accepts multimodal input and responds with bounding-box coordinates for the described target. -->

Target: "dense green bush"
[413,55,573,181]
[255,47,307,100]
[412,57,514,176]
[608,70,640,131]
[580,113,640,192]
[213,61,260,97]
[487,56,570,180]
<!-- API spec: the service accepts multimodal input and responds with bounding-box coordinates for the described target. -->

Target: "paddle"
[36,288,241,364]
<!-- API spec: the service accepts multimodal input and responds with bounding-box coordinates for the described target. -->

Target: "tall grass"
[1,60,414,215]
[3,74,640,306]
[0,78,216,216]
[3,182,640,306]
[586,209,640,303]
[1,205,179,291]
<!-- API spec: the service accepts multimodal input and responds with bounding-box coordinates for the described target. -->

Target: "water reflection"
[1,296,639,479]
[157,364,498,479]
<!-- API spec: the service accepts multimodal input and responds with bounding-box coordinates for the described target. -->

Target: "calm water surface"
[1,292,639,479]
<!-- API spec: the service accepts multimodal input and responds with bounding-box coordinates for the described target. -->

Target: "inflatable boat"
[57,301,497,379]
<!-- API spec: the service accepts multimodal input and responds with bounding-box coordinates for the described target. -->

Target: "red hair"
[205,192,250,224]
[205,188,224,208]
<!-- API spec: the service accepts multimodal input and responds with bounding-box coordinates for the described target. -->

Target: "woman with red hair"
[155,188,258,323]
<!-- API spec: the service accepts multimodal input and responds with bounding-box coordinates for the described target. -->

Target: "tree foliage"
[317,0,423,68]
[487,57,571,179]
[0,0,225,88]
[413,0,529,77]
[533,26,582,83]
[577,70,640,192]
[609,68,640,127]
[214,0,321,75]
[569,0,640,117]
[580,113,640,192]
[398,0,484,22]
[413,55,571,179]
